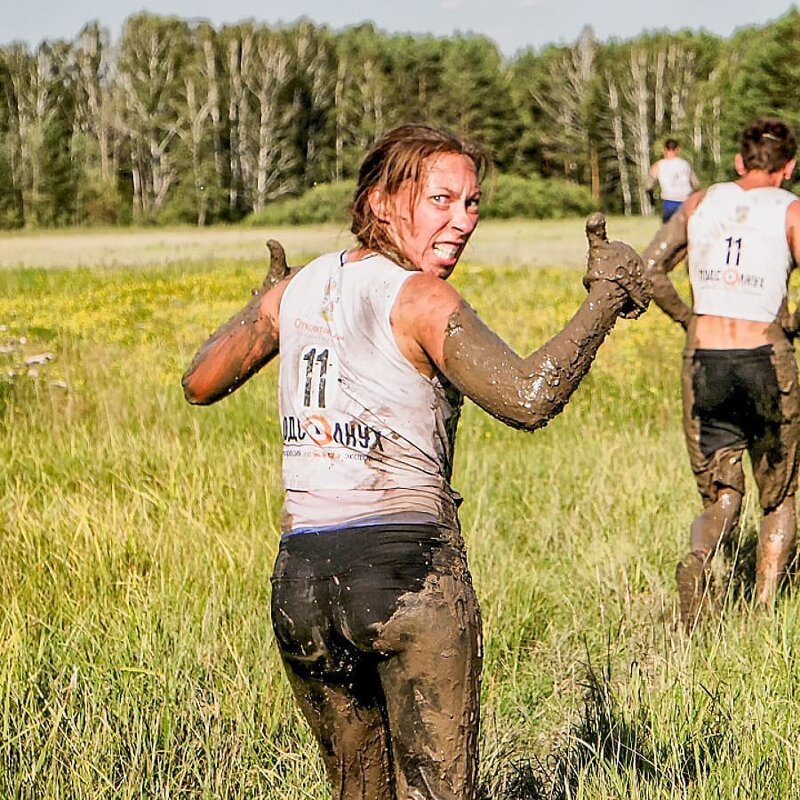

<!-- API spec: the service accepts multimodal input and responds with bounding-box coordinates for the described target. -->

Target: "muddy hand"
[585,212,608,251]
[583,212,651,319]
[258,239,290,292]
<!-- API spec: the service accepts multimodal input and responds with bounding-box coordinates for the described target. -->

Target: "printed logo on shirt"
[282,414,385,453]
[723,269,739,285]
[695,235,765,292]
[293,318,344,342]
[696,268,765,290]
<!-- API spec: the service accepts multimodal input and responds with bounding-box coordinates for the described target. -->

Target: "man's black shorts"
[692,346,781,458]
[682,338,800,509]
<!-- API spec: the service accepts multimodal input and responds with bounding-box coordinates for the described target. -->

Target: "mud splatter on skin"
[282,664,395,800]
[689,488,742,555]
[442,214,650,430]
[756,496,796,604]
[583,213,651,319]
[182,239,293,405]
[678,492,798,623]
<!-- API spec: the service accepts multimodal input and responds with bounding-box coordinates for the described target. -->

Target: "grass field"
[2,217,800,798]
[0,216,658,271]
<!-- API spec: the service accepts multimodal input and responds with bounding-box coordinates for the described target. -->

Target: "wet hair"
[740,117,797,173]
[350,123,489,267]
[664,138,680,152]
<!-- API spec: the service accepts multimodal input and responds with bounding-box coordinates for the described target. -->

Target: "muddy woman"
[643,117,800,630]
[182,123,649,800]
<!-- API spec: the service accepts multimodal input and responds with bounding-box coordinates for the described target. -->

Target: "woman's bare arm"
[182,240,291,405]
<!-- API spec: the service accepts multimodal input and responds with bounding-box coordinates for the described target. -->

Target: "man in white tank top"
[642,117,800,629]
[647,139,701,222]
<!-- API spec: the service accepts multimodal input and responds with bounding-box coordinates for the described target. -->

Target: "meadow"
[2,217,799,798]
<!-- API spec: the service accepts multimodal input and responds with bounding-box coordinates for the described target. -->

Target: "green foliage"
[36,103,79,226]
[0,137,22,229]
[243,181,354,226]
[0,11,798,228]
[241,174,596,227]
[150,189,198,227]
[437,35,523,171]
[721,11,800,167]
[76,171,127,226]
[481,172,597,219]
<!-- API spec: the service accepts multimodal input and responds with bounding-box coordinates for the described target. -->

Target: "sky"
[3,0,799,56]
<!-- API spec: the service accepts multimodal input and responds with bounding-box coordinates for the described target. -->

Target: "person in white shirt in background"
[647,138,701,223]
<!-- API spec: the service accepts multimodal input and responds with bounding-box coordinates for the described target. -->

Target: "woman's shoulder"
[394,272,463,321]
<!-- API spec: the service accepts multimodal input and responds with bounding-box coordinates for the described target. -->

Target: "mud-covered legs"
[689,487,743,555]
[279,572,483,800]
[271,524,483,800]
[281,666,394,800]
[677,488,797,627]
[375,574,482,800]
[676,487,742,629]
[755,494,796,607]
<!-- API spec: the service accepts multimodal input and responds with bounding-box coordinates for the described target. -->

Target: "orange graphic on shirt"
[303,414,333,446]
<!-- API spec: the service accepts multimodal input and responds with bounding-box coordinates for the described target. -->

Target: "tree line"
[1,10,799,229]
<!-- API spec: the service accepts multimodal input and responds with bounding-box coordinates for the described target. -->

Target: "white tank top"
[658,157,695,202]
[278,251,461,531]
[688,182,796,322]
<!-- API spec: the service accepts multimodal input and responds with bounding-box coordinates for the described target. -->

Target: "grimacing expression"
[374,152,481,279]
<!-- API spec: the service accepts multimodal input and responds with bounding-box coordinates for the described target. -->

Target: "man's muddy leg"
[375,573,482,800]
[677,487,742,630]
[752,334,800,609]
[281,661,394,800]
[755,494,796,607]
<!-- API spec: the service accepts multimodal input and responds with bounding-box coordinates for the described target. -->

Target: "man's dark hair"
[664,138,680,152]
[740,117,797,172]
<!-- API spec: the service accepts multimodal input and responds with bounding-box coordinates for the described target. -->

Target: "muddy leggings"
[270,523,482,800]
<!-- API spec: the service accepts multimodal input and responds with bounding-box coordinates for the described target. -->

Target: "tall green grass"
[2,236,799,798]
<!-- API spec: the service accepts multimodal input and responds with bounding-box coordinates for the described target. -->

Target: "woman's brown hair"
[350,124,489,267]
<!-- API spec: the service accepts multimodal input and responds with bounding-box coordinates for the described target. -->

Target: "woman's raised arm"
[397,214,651,431]
[182,240,291,405]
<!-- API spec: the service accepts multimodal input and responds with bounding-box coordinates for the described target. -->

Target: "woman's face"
[376,152,481,279]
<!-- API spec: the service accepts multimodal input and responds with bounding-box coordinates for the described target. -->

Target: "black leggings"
[271,523,482,800]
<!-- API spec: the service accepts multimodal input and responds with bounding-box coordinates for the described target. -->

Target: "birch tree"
[288,20,337,186]
[72,22,112,180]
[1,41,75,225]
[116,13,189,219]
[172,22,226,225]
[239,26,297,212]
